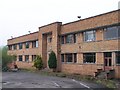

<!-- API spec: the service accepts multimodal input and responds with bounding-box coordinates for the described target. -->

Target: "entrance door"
[104,52,112,71]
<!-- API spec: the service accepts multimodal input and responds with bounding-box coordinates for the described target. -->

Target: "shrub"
[48,51,57,69]
[34,55,43,70]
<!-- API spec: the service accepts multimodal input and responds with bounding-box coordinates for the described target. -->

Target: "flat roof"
[8,31,38,41]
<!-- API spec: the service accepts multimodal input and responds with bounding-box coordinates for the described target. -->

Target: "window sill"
[83,63,96,64]
[116,64,120,66]
[62,62,77,64]
[104,38,119,41]
[61,43,77,45]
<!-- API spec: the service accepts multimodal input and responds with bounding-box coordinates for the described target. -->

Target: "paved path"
[2,71,106,89]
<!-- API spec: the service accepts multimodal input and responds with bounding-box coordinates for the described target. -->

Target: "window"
[104,26,120,40]
[83,53,96,63]
[32,55,36,61]
[19,55,22,61]
[13,44,17,50]
[19,43,22,49]
[61,54,64,62]
[104,52,112,57]
[8,45,12,50]
[62,53,77,63]
[48,37,52,43]
[32,40,38,48]
[116,51,120,64]
[25,55,29,62]
[65,34,76,44]
[25,42,29,48]
[61,36,64,44]
[84,30,96,42]
[66,53,72,62]
[74,53,77,63]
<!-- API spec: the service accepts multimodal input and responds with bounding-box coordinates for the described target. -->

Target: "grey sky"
[0,0,119,46]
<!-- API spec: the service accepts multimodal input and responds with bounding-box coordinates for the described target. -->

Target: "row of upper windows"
[61,52,120,64]
[60,26,120,44]
[8,40,38,50]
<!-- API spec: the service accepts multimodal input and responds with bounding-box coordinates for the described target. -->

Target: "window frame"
[32,40,38,48]
[8,45,12,50]
[19,55,22,61]
[104,26,120,40]
[25,55,29,62]
[25,42,29,49]
[83,53,96,64]
[19,43,22,49]
[13,44,17,50]
[116,51,120,65]
[83,30,96,42]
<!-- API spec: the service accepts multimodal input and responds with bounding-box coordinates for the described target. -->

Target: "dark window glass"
[19,55,22,61]
[74,53,77,63]
[116,51,120,64]
[13,44,17,50]
[84,30,96,42]
[32,55,36,61]
[73,34,76,43]
[25,55,29,62]
[66,53,72,62]
[48,37,52,43]
[32,40,38,48]
[19,43,22,49]
[104,26,120,40]
[83,53,96,63]
[25,42,29,48]
[61,36,64,44]
[104,52,112,57]
[8,45,12,50]
[66,34,76,43]
[61,54,64,62]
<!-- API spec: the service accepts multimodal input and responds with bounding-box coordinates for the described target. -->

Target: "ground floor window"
[61,54,64,62]
[83,53,96,63]
[66,53,72,62]
[116,51,120,64]
[19,55,22,61]
[61,53,77,63]
[25,55,29,62]
[32,55,36,61]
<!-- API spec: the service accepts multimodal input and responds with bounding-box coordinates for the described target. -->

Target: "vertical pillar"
[77,53,83,64]
[23,43,25,49]
[64,54,66,63]
[23,55,25,62]
[29,42,32,49]
[17,55,19,61]
[72,54,74,63]
[112,52,116,66]
[96,52,104,64]
[29,55,32,62]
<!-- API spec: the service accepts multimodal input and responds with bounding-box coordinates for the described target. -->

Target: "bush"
[34,55,43,70]
[48,51,57,69]
[1,46,16,71]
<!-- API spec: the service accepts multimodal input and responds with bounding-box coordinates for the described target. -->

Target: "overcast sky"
[0,0,119,46]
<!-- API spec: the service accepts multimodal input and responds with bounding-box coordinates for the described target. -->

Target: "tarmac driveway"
[2,71,106,89]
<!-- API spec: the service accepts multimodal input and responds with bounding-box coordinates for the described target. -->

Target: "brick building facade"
[7,10,120,78]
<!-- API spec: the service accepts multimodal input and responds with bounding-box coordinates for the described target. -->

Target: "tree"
[48,51,57,70]
[34,55,43,70]
[1,46,16,71]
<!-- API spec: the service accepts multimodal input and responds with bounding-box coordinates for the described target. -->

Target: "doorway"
[104,52,112,71]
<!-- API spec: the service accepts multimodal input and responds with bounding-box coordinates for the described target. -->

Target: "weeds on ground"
[21,68,117,88]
